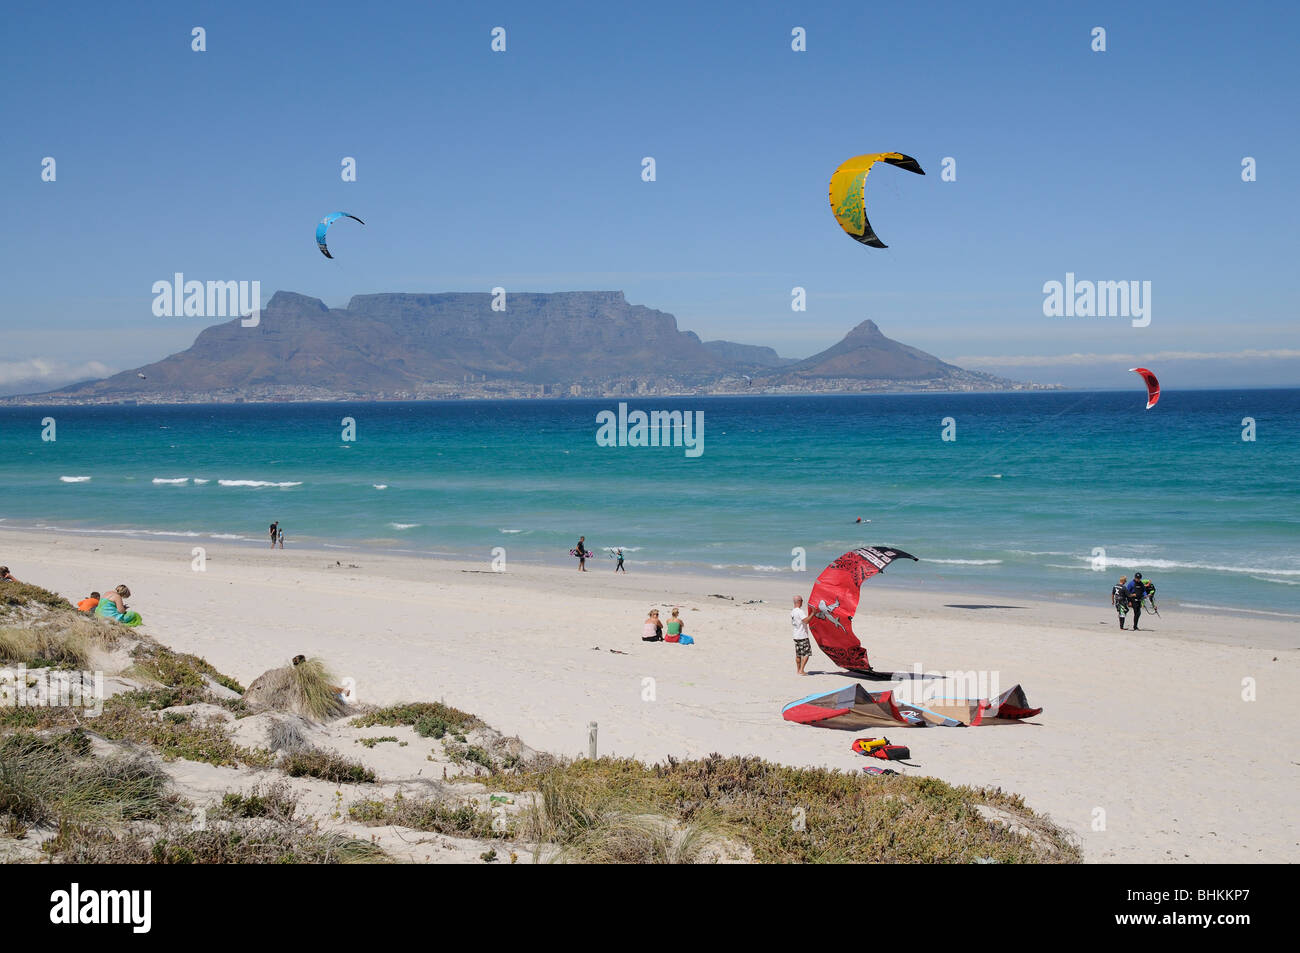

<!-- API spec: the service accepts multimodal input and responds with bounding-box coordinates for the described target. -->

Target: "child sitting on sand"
[77,592,101,613]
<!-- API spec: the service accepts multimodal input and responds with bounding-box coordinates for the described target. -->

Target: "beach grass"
[0,608,117,670]
[128,641,245,695]
[243,657,344,721]
[349,792,499,839]
[0,625,92,669]
[0,580,71,612]
[46,815,392,864]
[221,782,300,821]
[494,755,1080,864]
[350,700,483,738]
[282,748,376,784]
[93,703,273,768]
[0,729,176,832]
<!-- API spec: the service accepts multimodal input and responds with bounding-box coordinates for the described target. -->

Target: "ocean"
[1,390,1296,616]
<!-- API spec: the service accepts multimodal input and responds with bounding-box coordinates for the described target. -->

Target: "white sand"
[4,527,1296,863]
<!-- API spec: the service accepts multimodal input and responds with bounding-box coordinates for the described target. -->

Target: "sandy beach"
[2,526,1296,863]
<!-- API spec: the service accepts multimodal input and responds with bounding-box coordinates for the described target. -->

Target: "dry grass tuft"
[245,659,344,721]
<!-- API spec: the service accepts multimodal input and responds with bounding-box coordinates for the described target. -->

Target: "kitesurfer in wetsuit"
[1127,572,1145,630]
[614,548,625,572]
[1143,579,1158,613]
[1111,576,1130,629]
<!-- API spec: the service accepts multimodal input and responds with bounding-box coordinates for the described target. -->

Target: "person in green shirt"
[664,608,686,643]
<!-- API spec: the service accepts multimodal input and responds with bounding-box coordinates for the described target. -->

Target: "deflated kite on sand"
[783,683,1042,729]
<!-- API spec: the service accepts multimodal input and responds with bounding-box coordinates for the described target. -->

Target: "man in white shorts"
[791,595,814,675]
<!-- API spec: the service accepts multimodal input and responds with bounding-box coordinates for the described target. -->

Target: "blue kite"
[316,212,365,259]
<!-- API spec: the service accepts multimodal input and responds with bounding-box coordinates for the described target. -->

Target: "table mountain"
[30,291,1030,400]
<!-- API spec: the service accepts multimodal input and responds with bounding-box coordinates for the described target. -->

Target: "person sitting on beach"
[95,584,143,626]
[77,591,101,613]
[1111,576,1130,630]
[664,608,685,643]
[0,566,18,584]
[642,609,663,641]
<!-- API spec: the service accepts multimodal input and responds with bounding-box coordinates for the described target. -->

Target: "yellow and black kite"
[828,153,925,249]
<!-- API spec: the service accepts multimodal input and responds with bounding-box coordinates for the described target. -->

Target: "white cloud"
[0,358,113,391]
[951,349,1300,367]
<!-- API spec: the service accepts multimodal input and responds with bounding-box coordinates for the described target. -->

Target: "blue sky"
[3,0,1297,392]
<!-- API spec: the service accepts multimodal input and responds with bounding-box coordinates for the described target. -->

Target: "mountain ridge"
[16,291,1048,402]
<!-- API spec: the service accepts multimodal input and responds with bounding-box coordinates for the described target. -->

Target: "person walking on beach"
[1142,578,1159,614]
[642,608,664,641]
[269,522,278,549]
[1126,572,1146,630]
[614,548,626,572]
[1111,576,1130,629]
[791,595,814,675]
[575,536,588,572]
[278,525,285,550]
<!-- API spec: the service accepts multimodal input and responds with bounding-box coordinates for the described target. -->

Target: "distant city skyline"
[4,1,1297,392]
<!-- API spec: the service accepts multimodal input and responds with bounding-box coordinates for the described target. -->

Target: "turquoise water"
[1,391,1296,615]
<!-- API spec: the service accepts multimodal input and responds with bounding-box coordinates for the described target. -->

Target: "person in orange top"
[77,592,102,613]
